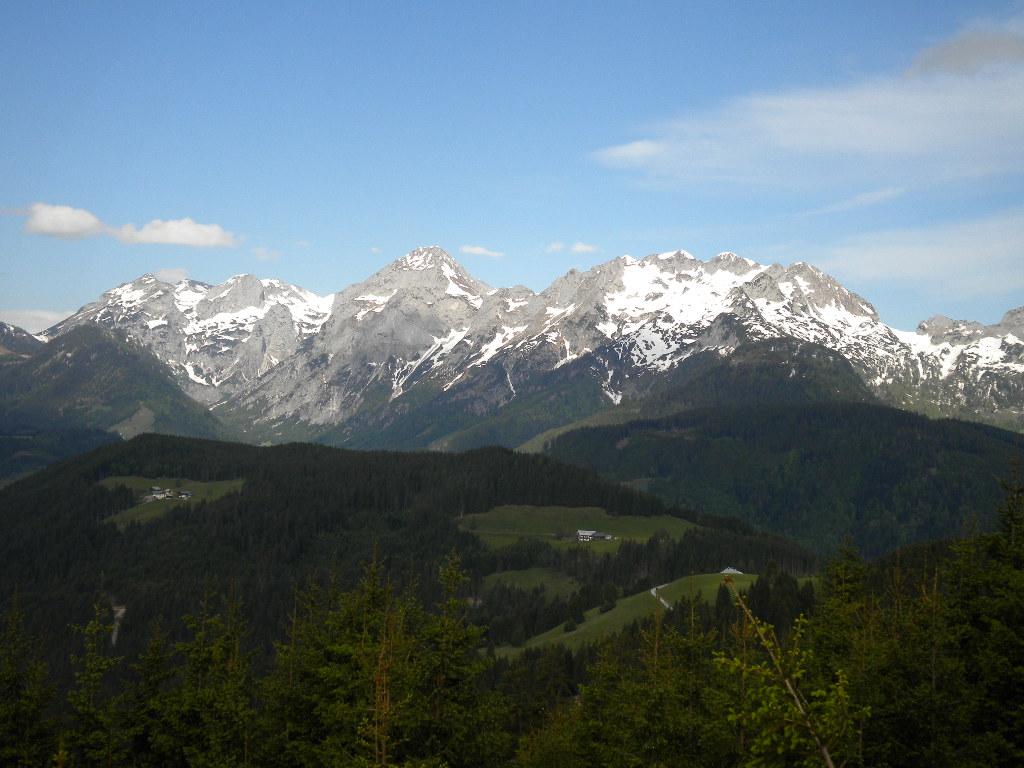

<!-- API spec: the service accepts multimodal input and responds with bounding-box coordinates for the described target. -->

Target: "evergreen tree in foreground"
[0,592,56,766]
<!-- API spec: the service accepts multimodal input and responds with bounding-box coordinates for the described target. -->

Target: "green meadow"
[100,475,244,531]
[497,571,760,656]
[460,504,696,551]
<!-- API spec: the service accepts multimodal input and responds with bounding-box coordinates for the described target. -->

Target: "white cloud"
[459,245,505,259]
[546,242,565,253]
[155,267,190,284]
[14,202,237,247]
[570,242,598,254]
[114,218,236,247]
[805,187,907,215]
[593,19,1024,190]
[817,207,1024,300]
[24,203,106,239]
[0,309,74,334]
[251,246,282,262]
[597,140,666,166]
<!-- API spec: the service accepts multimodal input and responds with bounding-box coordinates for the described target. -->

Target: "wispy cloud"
[251,246,282,262]
[805,187,907,216]
[817,207,1024,300]
[546,241,599,254]
[0,309,74,334]
[11,202,237,247]
[907,26,1024,76]
[155,267,190,284]
[459,245,505,259]
[593,18,1024,191]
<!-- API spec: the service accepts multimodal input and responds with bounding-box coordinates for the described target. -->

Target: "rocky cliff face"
[47,273,332,403]
[44,246,1024,443]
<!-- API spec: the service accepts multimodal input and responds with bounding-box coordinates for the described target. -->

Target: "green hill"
[0,433,678,679]
[503,571,760,655]
[0,324,232,467]
[541,400,1022,557]
[519,338,874,452]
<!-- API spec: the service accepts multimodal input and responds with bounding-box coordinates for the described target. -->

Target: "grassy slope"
[100,475,245,530]
[459,504,695,551]
[497,571,760,656]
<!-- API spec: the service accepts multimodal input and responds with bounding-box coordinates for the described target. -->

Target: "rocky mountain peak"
[917,315,987,343]
[993,307,1024,336]
[398,245,456,271]
[647,249,699,266]
[196,274,266,319]
[0,322,44,357]
[36,246,1024,442]
[102,274,166,306]
[708,251,759,276]
[777,263,879,320]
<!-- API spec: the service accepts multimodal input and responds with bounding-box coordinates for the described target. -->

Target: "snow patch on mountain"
[46,245,1024,436]
[47,272,331,401]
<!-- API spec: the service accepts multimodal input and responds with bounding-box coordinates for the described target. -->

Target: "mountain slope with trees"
[514,337,876,453]
[541,400,1022,557]
[0,324,232,482]
[0,324,229,440]
[3,477,1023,767]
[4,433,797,686]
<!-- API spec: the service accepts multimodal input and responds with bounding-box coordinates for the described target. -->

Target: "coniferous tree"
[65,601,125,766]
[156,590,257,767]
[944,472,1024,766]
[716,576,867,768]
[117,617,176,767]
[260,556,503,768]
[0,593,57,766]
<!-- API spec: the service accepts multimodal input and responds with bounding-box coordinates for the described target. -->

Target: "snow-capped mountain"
[0,321,44,358]
[47,273,332,403]
[43,246,1024,444]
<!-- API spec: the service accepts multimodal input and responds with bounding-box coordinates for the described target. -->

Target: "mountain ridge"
[0,323,229,440]
[34,246,1024,446]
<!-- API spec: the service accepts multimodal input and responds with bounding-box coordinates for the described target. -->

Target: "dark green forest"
[0,435,811,686]
[543,400,1023,557]
[3,480,1024,766]
[2,434,1023,766]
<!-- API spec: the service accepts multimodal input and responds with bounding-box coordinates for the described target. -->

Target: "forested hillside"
[0,434,814,688]
[3,478,1023,767]
[517,338,877,453]
[542,400,1022,557]
[0,325,230,482]
[0,428,120,488]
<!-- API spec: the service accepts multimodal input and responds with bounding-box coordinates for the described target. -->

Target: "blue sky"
[2,1,1023,332]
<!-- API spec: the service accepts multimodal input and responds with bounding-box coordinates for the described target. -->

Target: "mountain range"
[31,245,1023,448]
